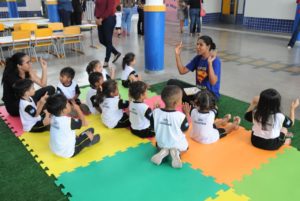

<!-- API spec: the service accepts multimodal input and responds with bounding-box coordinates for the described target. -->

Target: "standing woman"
[95,0,121,68]
[85,0,95,23]
[1,53,55,116]
[177,0,188,33]
[58,0,73,27]
[71,0,85,25]
[188,0,201,36]
[169,35,221,102]
[122,0,135,35]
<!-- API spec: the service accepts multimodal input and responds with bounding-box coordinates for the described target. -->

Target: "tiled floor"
[0,19,299,118]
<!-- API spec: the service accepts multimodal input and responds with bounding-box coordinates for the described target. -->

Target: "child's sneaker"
[170,148,182,168]
[151,148,169,165]
[88,134,100,146]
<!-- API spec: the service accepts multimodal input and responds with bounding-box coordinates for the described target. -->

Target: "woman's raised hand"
[175,41,183,55]
[208,50,217,64]
[40,57,47,70]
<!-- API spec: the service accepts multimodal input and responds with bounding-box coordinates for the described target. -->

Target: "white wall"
[0,0,41,12]
[203,0,222,13]
[244,0,297,20]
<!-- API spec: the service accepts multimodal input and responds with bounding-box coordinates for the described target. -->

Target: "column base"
[144,69,165,74]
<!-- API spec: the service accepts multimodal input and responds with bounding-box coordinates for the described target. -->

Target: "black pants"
[114,113,130,128]
[58,9,72,27]
[72,133,92,157]
[5,85,55,117]
[251,132,285,150]
[30,112,50,132]
[130,126,155,138]
[97,15,119,63]
[71,11,82,25]
[288,18,300,48]
[137,9,144,35]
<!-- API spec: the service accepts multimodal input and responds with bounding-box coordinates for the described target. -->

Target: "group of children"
[13,53,299,168]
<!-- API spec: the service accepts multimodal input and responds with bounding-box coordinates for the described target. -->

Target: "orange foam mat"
[181,126,288,186]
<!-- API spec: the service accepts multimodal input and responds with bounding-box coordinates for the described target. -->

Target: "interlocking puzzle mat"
[205,189,250,201]
[0,106,24,137]
[56,143,229,201]
[20,114,148,177]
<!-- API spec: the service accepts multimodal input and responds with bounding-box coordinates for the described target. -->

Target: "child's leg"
[30,112,51,132]
[223,116,241,134]
[72,128,100,157]
[170,148,182,168]
[214,114,231,127]
[114,113,130,128]
[280,127,293,145]
[151,147,169,165]
[131,126,155,138]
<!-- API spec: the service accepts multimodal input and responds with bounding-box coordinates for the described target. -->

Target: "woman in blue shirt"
[169,35,221,102]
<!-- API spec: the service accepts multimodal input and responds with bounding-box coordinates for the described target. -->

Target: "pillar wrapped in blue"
[7,0,19,18]
[294,3,300,41]
[47,4,60,22]
[144,9,165,73]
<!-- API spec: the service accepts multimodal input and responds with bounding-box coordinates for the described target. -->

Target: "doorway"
[221,0,244,24]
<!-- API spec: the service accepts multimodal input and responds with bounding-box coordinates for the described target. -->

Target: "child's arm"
[35,92,48,117]
[182,102,191,118]
[289,98,299,126]
[73,85,81,100]
[245,96,259,122]
[71,100,88,127]
[118,99,129,109]
[109,67,116,80]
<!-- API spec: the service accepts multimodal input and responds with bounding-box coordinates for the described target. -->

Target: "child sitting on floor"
[86,60,115,81]
[57,67,90,115]
[151,85,190,168]
[46,94,100,158]
[189,90,241,144]
[14,79,51,132]
[245,88,299,150]
[86,72,104,114]
[129,81,155,138]
[98,80,130,128]
[121,52,141,88]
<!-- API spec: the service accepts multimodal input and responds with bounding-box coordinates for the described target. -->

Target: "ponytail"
[2,52,27,84]
[122,52,135,70]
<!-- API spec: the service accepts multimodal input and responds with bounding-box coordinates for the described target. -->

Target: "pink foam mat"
[144,95,183,112]
[0,106,24,137]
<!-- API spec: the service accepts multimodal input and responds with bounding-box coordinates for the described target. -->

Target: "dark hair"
[116,4,121,11]
[161,85,182,107]
[122,52,135,70]
[89,72,103,89]
[2,52,27,84]
[194,90,216,112]
[97,80,118,104]
[60,67,75,79]
[13,79,34,98]
[86,60,100,75]
[254,88,281,130]
[129,81,148,100]
[198,35,216,51]
[45,94,68,116]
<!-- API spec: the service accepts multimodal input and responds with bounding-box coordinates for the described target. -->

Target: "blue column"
[293,3,300,43]
[144,4,166,73]
[6,0,19,18]
[46,0,60,22]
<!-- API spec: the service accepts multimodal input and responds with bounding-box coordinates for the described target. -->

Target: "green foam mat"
[233,147,300,201]
[56,143,228,201]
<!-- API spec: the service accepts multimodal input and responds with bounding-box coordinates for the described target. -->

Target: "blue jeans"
[189,8,201,33]
[122,7,133,33]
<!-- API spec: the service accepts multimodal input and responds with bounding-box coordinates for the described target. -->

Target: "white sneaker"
[170,148,182,168]
[287,46,292,49]
[151,148,169,165]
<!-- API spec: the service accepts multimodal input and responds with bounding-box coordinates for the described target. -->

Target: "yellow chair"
[20,23,38,32]
[13,23,22,31]
[10,30,33,55]
[60,26,83,57]
[0,23,5,36]
[48,22,64,32]
[32,28,59,59]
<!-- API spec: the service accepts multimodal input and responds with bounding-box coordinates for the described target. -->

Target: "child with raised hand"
[86,72,104,114]
[86,60,115,81]
[14,79,51,132]
[57,67,90,115]
[98,80,130,128]
[151,85,190,169]
[46,94,100,158]
[189,90,241,144]
[121,52,141,88]
[245,88,299,150]
[129,81,155,138]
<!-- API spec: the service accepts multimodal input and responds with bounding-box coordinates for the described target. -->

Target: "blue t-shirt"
[186,55,221,99]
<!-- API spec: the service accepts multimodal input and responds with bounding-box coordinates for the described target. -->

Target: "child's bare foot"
[221,114,231,126]
[233,116,241,130]
[284,138,292,145]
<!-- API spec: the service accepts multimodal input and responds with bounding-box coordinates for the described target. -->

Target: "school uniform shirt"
[186,55,221,99]
[19,97,42,131]
[121,65,138,82]
[245,111,293,139]
[190,108,219,144]
[100,96,129,128]
[102,68,111,81]
[57,81,80,100]
[153,108,189,151]
[49,115,82,158]
[115,12,122,28]
[86,88,98,114]
[129,101,152,130]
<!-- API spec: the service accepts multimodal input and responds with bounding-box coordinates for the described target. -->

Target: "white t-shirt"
[190,108,219,144]
[252,112,291,139]
[115,12,122,28]
[19,97,41,131]
[86,88,98,114]
[129,101,152,130]
[121,65,137,81]
[49,115,82,158]
[100,96,128,128]
[57,81,79,100]
[153,108,189,151]
[102,68,110,81]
